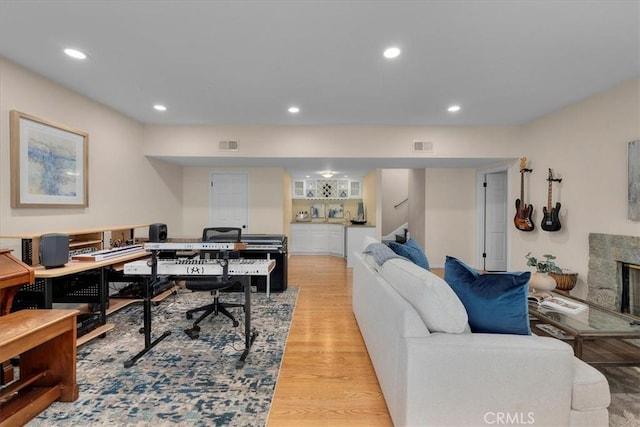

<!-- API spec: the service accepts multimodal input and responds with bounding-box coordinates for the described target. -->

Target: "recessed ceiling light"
[153,104,167,111]
[320,171,334,178]
[64,48,86,60]
[383,46,401,59]
[288,106,300,114]
[448,105,461,113]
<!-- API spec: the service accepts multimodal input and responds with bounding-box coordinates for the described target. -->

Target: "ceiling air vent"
[219,140,239,151]
[413,141,433,152]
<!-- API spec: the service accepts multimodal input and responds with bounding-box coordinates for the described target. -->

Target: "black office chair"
[183,227,245,339]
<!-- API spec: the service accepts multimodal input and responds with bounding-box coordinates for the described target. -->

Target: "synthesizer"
[72,244,145,261]
[124,258,275,276]
[143,242,247,251]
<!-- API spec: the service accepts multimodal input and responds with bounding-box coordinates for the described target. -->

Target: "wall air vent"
[413,141,434,152]
[219,140,239,151]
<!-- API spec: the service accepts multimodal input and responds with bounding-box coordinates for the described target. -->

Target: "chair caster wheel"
[139,327,144,334]
[233,320,239,327]
[184,328,199,339]
[186,313,193,319]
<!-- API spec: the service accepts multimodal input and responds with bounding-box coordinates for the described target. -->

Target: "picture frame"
[327,203,344,219]
[10,110,89,208]
[310,203,325,219]
[629,140,640,220]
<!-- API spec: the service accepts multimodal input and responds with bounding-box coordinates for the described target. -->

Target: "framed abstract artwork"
[327,203,344,219]
[629,140,640,220]
[310,203,325,219]
[10,110,89,208]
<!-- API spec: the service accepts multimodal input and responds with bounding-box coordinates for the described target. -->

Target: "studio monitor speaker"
[39,233,69,269]
[149,223,168,242]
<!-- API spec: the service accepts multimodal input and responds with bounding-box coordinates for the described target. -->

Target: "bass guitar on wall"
[514,157,535,232]
[541,168,562,231]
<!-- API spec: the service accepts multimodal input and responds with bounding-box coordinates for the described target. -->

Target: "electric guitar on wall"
[541,168,562,232]
[514,157,535,232]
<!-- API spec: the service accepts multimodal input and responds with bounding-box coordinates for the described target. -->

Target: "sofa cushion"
[363,242,406,266]
[571,358,611,410]
[380,258,468,333]
[388,238,430,270]
[444,256,531,335]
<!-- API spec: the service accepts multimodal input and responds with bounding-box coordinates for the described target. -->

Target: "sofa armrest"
[398,333,575,427]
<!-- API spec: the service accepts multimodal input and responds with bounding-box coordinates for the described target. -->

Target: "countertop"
[290,221,375,227]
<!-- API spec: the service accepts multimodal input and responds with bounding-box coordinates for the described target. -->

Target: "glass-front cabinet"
[292,178,362,199]
[293,180,305,198]
[349,180,362,198]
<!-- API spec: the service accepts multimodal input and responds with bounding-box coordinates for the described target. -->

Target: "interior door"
[209,172,249,232]
[484,171,508,271]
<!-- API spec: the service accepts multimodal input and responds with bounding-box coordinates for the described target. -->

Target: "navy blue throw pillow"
[444,256,531,335]
[388,238,430,270]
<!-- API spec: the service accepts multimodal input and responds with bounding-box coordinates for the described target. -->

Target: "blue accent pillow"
[444,256,531,335]
[388,238,430,270]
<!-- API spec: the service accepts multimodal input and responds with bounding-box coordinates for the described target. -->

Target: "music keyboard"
[143,242,246,251]
[72,244,144,261]
[124,258,275,276]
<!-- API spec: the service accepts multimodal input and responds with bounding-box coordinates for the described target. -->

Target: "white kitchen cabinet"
[309,225,330,252]
[290,224,310,252]
[349,180,362,198]
[290,223,344,256]
[291,178,362,199]
[293,180,305,198]
[328,225,345,257]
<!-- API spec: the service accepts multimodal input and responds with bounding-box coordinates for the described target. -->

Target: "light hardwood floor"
[267,255,393,426]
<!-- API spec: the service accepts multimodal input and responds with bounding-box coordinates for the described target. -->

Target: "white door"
[483,171,508,271]
[209,173,249,232]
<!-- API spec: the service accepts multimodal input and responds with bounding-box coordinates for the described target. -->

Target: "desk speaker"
[149,223,168,242]
[39,233,69,268]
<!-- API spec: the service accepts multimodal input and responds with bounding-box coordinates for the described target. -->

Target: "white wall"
[142,124,519,160]
[512,77,640,298]
[424,169,477,268]
[408,169,426,250]
[181,167,285,237]
[0,59,183,251]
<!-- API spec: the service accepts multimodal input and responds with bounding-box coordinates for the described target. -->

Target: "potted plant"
[525,253,561,292]
[525,253,562,274]
[525,253,578,291]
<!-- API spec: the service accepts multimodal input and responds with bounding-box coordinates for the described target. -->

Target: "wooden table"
[0,309,79,426]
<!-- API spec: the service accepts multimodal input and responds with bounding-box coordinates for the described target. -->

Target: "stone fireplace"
[588,233,640,314]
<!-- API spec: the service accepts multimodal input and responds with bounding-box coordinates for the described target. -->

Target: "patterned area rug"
[28,287,298,427]
[598,366,640,427]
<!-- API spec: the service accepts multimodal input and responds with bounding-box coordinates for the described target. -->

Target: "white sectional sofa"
[352,251,611,427]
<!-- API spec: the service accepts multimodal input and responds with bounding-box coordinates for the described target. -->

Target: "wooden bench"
[0,309,79,427]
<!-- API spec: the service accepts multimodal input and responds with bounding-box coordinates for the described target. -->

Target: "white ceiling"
[1,0,638,174]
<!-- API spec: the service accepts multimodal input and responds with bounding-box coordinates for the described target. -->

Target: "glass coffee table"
[528,292,640,366]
